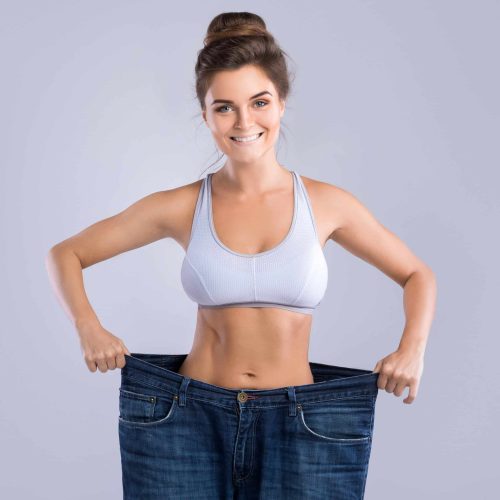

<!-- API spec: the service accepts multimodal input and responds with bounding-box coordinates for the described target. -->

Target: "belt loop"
[286,386,297,416]
[177,376,191,407]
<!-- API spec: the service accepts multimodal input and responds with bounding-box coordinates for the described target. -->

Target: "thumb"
[372,360,382,373]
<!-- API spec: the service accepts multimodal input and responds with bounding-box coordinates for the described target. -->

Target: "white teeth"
[231,133,262,142]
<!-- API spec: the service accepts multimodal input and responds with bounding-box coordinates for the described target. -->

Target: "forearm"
[397,267,437,357]
[45,245,101,332]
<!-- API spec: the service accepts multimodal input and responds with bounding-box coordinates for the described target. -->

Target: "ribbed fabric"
[180,170,328,315]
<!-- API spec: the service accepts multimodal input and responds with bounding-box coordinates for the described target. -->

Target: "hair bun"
[204,12,270,47]
[195,11,293,115]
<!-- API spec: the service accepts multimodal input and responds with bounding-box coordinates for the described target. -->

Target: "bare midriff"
[175,171,334,391]
[177,306,315,390]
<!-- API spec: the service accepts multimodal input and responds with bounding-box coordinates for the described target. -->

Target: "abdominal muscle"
[177,306,315,390]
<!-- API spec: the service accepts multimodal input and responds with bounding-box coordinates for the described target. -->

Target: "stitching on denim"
[298,409,371,443]
[121,375,180,399]
[232,411,242,482]
[360,396,377,498]
[189,393,375,409]
[122,374,377,409]
[122,377,236,410]
[299,393,377,406]
[119,388,156,419]
[119,388,157,402]
[118,397,178,428]
[236,410,262,482]
[184,396,236,410]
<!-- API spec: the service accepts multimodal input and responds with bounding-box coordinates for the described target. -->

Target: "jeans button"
[237,391,248,402]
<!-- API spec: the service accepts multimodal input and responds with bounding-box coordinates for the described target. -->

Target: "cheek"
[264,120,281,136]
[262,111,282,130]
[206,114,225,132]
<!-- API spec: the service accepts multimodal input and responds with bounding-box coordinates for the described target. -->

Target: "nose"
[234,108,254,130]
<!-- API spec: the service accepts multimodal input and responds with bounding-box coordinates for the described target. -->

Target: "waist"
[121,353,379,405]
[177,350,314,389]
[187,310,313,388]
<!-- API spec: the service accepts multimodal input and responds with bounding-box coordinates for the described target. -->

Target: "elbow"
[45,242,75,266]
[45,244,63,269]
[403,264,436,288]
[46,243,64,261]
[421,263,436,282]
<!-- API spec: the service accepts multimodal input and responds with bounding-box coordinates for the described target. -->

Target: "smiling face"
[202,64,285,163]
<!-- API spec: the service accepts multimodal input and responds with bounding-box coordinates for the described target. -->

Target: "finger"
[96,358,108,373]
[404,379,419,404]
[85,358,98,373]
[385,378,398,393]
[377,370,388,390]
[107,354,117,370]
[116,353,126,369]
[372,361,382,373]
[393,380,408,397]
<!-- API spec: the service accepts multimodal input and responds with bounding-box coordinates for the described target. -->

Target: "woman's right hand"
[77,322,131,373]
[46,190,180,374]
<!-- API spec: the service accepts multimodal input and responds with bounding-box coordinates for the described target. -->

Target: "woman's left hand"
[372,348,424,404]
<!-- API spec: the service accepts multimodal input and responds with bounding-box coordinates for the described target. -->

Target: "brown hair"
[195,12,295,110]
[194,12,295,172]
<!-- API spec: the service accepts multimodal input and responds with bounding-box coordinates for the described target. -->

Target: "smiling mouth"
[230,132,264,143]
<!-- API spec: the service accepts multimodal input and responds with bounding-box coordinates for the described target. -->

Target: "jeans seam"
[299,393,377,406]
[360,397,377,498]
[235,410,262,482]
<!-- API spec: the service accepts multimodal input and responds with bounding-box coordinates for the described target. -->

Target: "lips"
[230,132,264,143]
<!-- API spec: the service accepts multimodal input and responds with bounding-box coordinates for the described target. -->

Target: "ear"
[202,109,207,124]
[280,99,286,118]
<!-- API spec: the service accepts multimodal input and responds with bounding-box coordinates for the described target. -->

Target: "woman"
[46,11,436,500]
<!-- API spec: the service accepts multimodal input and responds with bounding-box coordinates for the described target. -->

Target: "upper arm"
[51,187,187,269]
[328,185,431,287]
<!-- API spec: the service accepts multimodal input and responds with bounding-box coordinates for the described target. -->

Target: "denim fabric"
[118,353,379,499]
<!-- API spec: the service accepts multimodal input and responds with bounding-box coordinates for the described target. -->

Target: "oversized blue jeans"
[118,353,379,499]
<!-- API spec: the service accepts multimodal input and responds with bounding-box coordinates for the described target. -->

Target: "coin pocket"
[118,387,177,427]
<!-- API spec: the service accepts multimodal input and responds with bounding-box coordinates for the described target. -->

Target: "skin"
[45,64,436,404]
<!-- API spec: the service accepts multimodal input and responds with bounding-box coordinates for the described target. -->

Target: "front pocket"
[297,395,375,443]
[118,387,178,427]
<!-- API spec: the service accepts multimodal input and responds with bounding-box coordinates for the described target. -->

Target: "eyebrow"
[211,90,272,106]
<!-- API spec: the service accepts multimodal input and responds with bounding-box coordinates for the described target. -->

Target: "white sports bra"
[180,170,328,315]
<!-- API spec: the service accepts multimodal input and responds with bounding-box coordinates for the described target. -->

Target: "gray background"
[1,1,498,498]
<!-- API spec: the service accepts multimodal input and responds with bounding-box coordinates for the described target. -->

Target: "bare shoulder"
[155,177,204,247]
[50,177,204,269]
[298,173,342,196]
[297,173,353,241]
[123,177,203,239]
[296,173,430,286]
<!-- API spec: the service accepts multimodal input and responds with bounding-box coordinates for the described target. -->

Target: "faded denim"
[118,353,379,499]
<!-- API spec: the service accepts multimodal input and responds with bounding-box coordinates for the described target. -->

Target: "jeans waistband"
[121,353,379,407]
